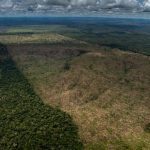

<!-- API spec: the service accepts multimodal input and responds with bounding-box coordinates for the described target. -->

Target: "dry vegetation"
[8,43,150,149]
[0,33,83,45]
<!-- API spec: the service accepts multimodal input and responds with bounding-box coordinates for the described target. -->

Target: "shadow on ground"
[0,43,83,150]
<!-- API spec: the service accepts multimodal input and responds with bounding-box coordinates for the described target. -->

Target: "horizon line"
[0,15,150,20]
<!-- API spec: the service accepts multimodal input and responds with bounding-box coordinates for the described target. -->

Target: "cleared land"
[0,33,81,44]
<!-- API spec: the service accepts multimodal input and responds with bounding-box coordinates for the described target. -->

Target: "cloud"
[0,0,149,15]
[0,0,13,8]
[38,0,69,6]
[143,0,150,11]
[71,0,97,6]
[99,0,139,9]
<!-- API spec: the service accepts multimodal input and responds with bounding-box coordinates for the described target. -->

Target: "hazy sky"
[0,0,150,17]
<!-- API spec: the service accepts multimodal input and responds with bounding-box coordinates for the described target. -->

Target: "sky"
[0,0,150,18]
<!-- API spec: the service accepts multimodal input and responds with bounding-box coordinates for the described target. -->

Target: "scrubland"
[1,23,150,149]
[9,46,150,149]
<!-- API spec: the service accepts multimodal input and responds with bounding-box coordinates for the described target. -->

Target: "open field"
[0,17,150,149]
[5,25,78,34]
[0,33,85,45]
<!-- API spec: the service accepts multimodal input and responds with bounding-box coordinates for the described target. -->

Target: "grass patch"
[5,25,79,34]
[0,33,78,45]
[85,142,107,150]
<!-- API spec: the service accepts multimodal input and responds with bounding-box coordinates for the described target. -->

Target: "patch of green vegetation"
[145,123,150,133]
[63,23,150,56]
[85,138,149,150]
[0,44,83,150]
[85,142,107,150]
[63,60,71,71]
[66,31,150,55]
[112,138,149,150]
[5,25,79,34]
